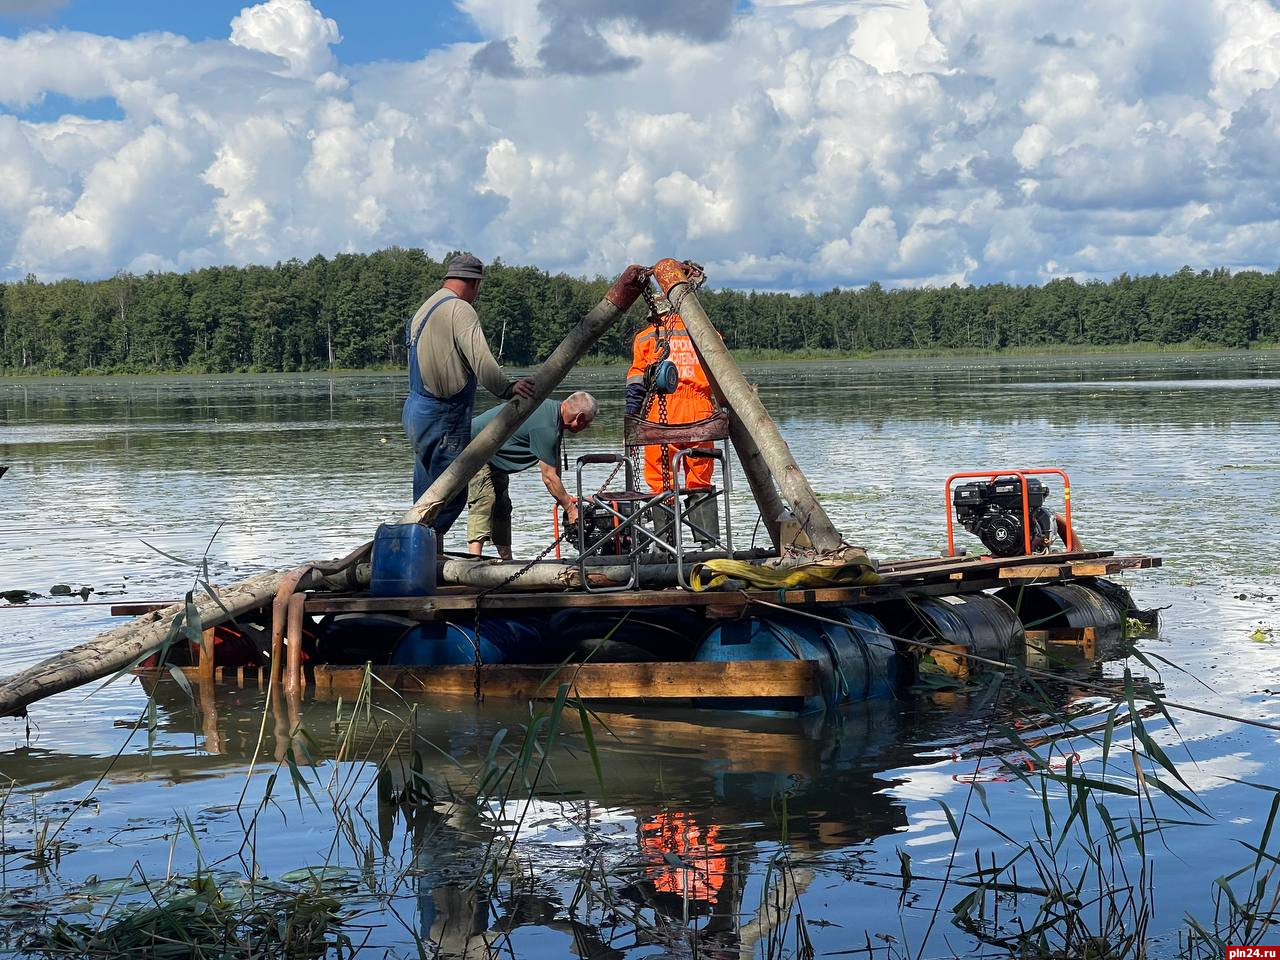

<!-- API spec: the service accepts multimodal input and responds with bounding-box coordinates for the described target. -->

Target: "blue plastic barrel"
[694,606,899,715]
[390,618,547,666]
[547,607,704,662]
[369,523,437,597]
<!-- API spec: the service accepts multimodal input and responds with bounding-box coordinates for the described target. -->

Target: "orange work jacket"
[625,313,714,421]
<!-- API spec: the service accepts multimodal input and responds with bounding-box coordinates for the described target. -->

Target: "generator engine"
[952,476,1053,557]
[567,497,638,556]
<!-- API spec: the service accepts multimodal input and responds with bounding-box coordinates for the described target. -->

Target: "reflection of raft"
[131,556,1156,717]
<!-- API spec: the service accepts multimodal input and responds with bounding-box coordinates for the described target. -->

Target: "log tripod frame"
[573,449,735,592]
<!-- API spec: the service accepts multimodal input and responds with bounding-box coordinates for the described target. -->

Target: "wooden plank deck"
[111,550,1161,621]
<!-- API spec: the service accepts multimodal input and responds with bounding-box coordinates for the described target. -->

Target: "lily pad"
[80,877,145,897]
[279,866,355,889]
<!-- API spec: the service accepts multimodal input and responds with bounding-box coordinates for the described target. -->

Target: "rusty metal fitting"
[651,258,688,296]
[605,264,651,310]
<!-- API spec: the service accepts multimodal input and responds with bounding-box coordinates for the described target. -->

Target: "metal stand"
[573,446,735,592]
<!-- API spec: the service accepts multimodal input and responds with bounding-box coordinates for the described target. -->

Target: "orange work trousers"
[642,390,715,493]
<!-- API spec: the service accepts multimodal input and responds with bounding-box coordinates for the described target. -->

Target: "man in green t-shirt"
[467,392,598,559]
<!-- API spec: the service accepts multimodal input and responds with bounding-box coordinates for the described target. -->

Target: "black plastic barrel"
[874,593,1024,664]
[314,613,419,664]
[547,607,705,662]
[995,582,1124,637]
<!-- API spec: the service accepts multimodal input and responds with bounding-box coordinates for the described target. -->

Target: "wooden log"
[0,552,369,718]
[440,556,697,591]
[400,265,649,526]
[308,659,820,700]
[651,260,850,557]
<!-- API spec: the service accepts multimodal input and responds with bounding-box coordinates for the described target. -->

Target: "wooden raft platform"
[112,550,1158,621]
[318,550,1158,616]
[125,550,1158,703]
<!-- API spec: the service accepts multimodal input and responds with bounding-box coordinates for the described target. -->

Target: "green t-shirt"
[472,399,562,474]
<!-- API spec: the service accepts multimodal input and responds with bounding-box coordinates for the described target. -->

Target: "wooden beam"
[197,627,216,684]
[998,556,1159,580]
[143,659,821,701]
[887,550,1111,581]
[652,260,848,555]
[304,582,910,616]
[311,660,819,700]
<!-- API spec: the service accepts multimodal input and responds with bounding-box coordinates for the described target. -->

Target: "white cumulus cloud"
[229,0,341,79]
[0,0,1277,287]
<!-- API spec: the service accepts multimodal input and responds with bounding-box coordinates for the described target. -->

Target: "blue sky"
[1,1,482,122]
[0,0,1277,288]
[0,1,481,63]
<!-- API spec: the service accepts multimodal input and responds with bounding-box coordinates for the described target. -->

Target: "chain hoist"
[636,286,681,492]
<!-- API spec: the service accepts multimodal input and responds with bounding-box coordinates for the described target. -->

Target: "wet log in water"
[0,561,369,719]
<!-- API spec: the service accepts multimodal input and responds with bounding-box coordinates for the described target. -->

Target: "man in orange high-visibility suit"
[625,297,716,493]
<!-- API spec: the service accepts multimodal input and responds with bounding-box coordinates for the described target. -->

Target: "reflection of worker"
[624,297,716,493]
[402,254,535,538]
[467,393,598,560]
[639,812,728,907]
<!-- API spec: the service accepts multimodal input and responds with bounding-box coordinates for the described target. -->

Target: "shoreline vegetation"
[0,340,1273,381]
[2,246,1277,376]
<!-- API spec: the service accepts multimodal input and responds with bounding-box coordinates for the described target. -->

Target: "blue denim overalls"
[401,293,475,536]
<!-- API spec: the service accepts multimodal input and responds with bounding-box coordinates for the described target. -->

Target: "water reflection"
[0,671,1127,957]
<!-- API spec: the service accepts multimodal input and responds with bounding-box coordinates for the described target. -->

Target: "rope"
[689,557,880,591]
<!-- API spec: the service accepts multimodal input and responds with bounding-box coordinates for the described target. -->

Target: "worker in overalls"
[625,296,716,493]
[402,254,534,539]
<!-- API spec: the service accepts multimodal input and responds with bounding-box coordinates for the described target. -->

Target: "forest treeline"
[1,247,1277,374]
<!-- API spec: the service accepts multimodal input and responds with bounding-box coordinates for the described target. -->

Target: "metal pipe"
[285,591,305,696]
[270,565,312,685]
[724,406,785,551]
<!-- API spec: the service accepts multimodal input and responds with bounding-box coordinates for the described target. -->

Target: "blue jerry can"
[369,523,437,597]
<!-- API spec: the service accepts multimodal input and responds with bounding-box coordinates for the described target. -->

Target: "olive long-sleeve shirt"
[410,289,514,400]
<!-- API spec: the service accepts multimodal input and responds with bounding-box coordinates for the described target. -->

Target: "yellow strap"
[689,558,881,592]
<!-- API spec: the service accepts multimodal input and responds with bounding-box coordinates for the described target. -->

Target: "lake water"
[1,352,1278,957]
